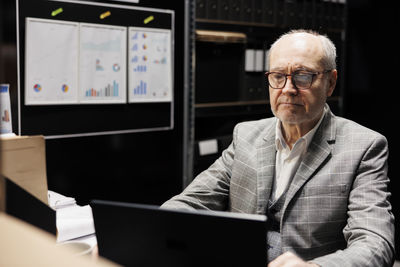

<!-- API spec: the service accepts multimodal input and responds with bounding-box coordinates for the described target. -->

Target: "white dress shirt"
[272,108,326,201]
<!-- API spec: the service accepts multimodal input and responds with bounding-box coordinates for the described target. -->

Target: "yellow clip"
[144,15,154,24]
[51,8,63,17]
[100,11,111,19]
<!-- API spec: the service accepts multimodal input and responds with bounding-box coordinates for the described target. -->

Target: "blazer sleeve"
[161,125,238,211]
[311,134,395,267]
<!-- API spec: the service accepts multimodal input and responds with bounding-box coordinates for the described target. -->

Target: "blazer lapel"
[283,107,336,212]
[256,118,277,214]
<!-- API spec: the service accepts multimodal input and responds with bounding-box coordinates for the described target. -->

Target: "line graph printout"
[128,27,172,103]
[79,23,127,104]
[25,18,79,105]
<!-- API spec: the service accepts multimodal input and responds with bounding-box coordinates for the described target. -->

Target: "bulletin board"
[16,0,175,138]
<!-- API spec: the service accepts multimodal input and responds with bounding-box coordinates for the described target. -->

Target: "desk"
[0,212,118,266]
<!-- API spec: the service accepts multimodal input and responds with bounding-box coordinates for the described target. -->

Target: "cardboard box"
[0,135,48,207]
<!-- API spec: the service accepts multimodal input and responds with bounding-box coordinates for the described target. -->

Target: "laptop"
[91,199,267,267]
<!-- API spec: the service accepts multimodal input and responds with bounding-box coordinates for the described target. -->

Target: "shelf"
[195,100,270,118]
[196,18,275,28]
[196,29,247,43]
[196,18,345,33]
[195,99,269,108]
[196,96,340,108]
[195,97,342,118]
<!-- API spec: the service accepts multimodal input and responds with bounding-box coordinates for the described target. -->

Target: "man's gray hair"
[266,29,337,70]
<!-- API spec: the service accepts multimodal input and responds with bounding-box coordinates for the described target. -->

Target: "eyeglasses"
[265,70,332,90]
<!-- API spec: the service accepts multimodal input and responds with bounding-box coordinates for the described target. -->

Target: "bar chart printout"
[79,23,127,104]
[25,18,79,105]
[85,80,119,97]
[128,27,172,103]
[133,80,147,95]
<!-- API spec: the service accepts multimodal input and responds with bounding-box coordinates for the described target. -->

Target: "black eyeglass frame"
[265,69,332,90]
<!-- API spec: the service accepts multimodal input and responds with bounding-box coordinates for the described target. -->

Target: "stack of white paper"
[56,205,96,243]
[48,191,96,245]
[48,190,76,209]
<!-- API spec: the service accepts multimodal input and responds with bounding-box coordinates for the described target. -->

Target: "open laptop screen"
[91,199,267,267]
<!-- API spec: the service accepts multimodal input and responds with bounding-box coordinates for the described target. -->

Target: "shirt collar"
[275,106,327,151]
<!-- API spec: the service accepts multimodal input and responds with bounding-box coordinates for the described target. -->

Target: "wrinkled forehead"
[269,33,325,71]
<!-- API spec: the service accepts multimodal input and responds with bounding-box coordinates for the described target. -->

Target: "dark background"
[345,0,399,257]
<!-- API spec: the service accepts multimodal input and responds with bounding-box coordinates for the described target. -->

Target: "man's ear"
[326,69,337,97]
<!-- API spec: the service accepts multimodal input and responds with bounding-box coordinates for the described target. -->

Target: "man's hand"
[268,252,319,267]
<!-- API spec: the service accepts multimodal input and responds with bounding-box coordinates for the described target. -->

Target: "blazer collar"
[283,104,336,214]
[256,118,277,214]
[255,104,336,215]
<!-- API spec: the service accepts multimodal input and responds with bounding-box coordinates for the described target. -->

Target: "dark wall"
[345,0,399,258]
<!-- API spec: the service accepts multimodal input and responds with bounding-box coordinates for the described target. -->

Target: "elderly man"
[162,29,394,266]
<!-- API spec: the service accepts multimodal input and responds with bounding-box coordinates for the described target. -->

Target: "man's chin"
[275,111,302,125]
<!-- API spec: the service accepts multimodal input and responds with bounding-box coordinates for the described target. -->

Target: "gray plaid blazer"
[162,105,395,266]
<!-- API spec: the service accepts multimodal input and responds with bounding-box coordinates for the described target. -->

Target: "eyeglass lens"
[268,72,313,89]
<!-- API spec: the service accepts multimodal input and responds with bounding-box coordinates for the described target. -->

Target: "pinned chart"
[25,18,127,105]
[128,27,172,103]
[24,19,172,106]
[79,23,127,104]
[25,18,79,105]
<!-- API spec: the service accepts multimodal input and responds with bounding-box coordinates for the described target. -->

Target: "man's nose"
[282,76,298,95]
